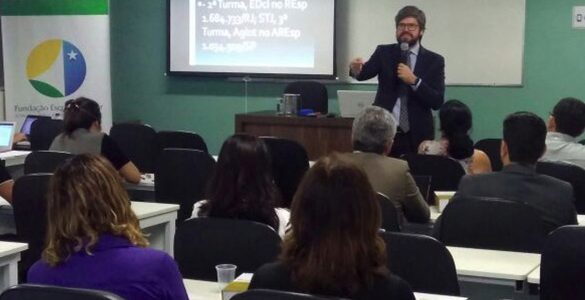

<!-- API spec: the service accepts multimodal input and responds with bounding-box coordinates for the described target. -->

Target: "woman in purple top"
[28,154,188,300]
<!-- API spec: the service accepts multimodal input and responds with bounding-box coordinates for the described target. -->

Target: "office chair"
[0,284,124,300]
[540,226,585,300]
[156,130,208,154]
[29,119,63,151]
[434,196,548,253]
[283,81,328,114]
[12,173,52,282]
[474,138,503,171]
[536,161,585,214]
[174,218,281,281]
[376,192,400,232]
[380,232,460,296]
[260,137,309,208]
[24,150,73,174]
[155,148,215,222]
[233,289,345,300]
[109,123,158,173]
[401,154,465,205]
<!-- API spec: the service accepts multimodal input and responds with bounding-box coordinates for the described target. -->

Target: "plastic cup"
[215,264,237,290]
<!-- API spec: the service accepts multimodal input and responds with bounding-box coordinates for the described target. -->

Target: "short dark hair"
[503,112,546,165]
[395,6,426,30]
[63,97,102,137]
[552,97,585,137]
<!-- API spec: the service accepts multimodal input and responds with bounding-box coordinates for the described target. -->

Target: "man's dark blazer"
[353,43,445,149]
[456,163,578,231]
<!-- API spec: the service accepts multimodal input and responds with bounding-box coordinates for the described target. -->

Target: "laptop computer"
[337,90,376,118]
[20,115,50,137]
[0,122,16,152]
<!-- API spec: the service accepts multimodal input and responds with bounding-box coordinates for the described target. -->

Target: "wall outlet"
[574,6,585,28]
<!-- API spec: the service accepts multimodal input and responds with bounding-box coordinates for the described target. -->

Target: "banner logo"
[26,39,86,98]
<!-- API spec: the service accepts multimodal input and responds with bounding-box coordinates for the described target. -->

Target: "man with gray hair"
[345,106,429,223]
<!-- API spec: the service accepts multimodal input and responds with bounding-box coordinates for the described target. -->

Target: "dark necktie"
[398,51,411,132]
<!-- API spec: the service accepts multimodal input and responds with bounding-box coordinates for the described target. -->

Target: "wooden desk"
[0,151,30,167]
[527,266,540,284]
[182,279,468,300]
[447,246,540,288]
[235,112,353,160]
[0,242,27,292]
[131,201,179,257]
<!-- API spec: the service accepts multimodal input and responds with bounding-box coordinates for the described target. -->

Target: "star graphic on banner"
[67,50,78,60]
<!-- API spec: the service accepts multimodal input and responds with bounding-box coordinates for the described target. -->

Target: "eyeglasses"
[397,23,419,31]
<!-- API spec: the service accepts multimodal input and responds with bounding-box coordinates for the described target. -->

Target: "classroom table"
[131,201,178,256]
[182,279,468,300]
[0,241,27,292]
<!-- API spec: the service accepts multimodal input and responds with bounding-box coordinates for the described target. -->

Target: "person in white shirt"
[541,97,585,170]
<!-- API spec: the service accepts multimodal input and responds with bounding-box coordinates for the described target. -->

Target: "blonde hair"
[42,154,148,266]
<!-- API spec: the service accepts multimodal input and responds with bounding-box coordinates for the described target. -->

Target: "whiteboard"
[336,0,526,86]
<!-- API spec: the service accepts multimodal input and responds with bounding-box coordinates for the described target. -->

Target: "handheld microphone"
[400,42,409,64]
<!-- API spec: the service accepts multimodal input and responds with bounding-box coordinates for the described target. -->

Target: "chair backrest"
[540,226,585,300]
[12,173,52,281]
[474,138,503,171]
[24,150,73,174]
[109,123,158,173]
[401,154,465,204]
[536,161,585,214]
[380,232,459,296]
[435,196,548,253]
[283,81,328,114]
[260,137,309,208]
[156,130,208,154]
[174,218,281,281]
[29,119,64,151]
[0,284,124,300]
[376,193,400,232]
[155,148,215,222]
[233,289,342,300]
[413,175,432,204]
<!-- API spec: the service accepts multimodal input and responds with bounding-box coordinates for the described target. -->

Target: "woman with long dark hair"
[249,154,414,299]
[192,134,288,237]
[418,99,491,174]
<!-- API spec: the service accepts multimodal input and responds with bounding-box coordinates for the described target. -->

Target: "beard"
[396,32,420,46]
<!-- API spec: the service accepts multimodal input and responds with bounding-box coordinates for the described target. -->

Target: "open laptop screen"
[0,122,15,152]
[20,115,49,136]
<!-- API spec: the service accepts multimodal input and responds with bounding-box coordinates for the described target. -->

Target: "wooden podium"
[235,111,353,160]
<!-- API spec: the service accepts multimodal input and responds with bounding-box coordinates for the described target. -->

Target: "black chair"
[11,173,52,282]
[283,81,328,114]
[474,138,503,171]
[24,150,73,174]
[156,130,208,154]
[155,148,215,222]
[260,137,309,208]
[29,118,63,151]
[434,196,548,253]
[540,226,585,300]
[376,193,400,232]
[174,218,281,281]
[233,289,344,300]
[401,154,465,205]
[413,175,432,204]
[0,284,124,300]
[109,123,158,173]
[579,139,585,145]
[536,161,585,214]
[380,232,460,296]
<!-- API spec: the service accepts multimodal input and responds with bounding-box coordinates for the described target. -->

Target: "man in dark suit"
[350,6,445,157]
[456,112,577,231]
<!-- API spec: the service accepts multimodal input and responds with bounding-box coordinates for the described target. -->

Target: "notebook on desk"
[337,90,376,118]
[0,122,15,153]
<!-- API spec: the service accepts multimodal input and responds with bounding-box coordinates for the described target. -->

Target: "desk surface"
[0,241,27,257]
[0,150,30,167]
[182,279,467,300]
[447,246,540,281]
[527,266,540,284]
[131,201,179,219]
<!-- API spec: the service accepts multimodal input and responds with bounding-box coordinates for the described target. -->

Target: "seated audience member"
[0,165,13,203]
[27,154,188,300]
[345,106,429,223]
[418,100,491,174]
[50,97,140,183]
[191,134,289,238]
[250,154,415,300]
[540,97,585,169]
[456,112,577,231]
